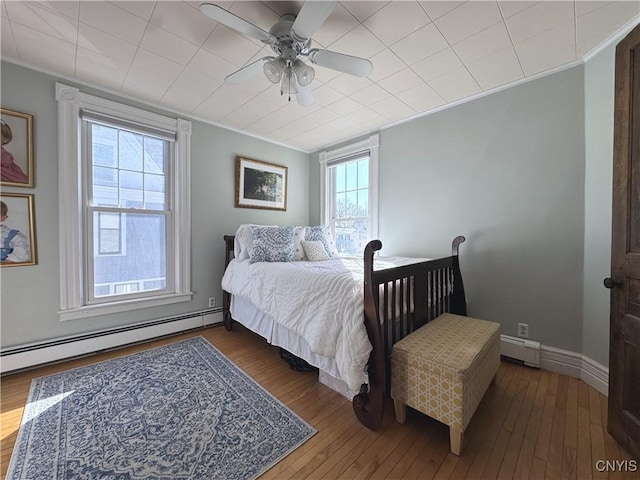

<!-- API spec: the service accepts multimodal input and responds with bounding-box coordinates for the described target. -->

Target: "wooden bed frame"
[222,235,467,431]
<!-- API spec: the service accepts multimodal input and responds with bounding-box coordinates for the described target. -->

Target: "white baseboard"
[540,344,609,396]
[1,310,223,374]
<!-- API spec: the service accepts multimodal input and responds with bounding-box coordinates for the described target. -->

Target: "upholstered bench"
[391,313,500,455]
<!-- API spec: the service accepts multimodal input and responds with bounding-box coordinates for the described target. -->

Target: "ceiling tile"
[79,1,147,46]
[131,49,184,81]
[377,67,424,95]
[466,46,523,90]
[515,20,576,76]
[497,1,539,19]
[326,97,364,115]
[191,84,253,121]
[367,48,407,82]
[201,24,261,65]
[412,47,464,83]
[160,67,222,112]
[10,23,76,77]
[364,1,430,45]
[121,67,174,103]
[312,64,342,84]
[78,23,137,64]
[187,47,237,82]
[140,24,199,65]
[505,1,574,44]
[396,83,445,112]
[435,1,503,45]
[261,1,304,18]
[327,24,385,59]
[33,1,80,20]
[311,84,346,107]
[453,22,513,64]
[340,1,389,23]
[369,96,415,121]
[222,97,282,129]
[390,22,449,66]
[150,1,216,46]
[1,16,18,58]
[4,1,79,44]
[110,1,156,21]
[75,47,128,90]
[418,1,465,21]
[326,73,373,96]
[575,1,612,18]
[305,3,358,48]
[577,1,640,57]
[350,83,392,105]
[229,1,280,46]
[427,67,481,102]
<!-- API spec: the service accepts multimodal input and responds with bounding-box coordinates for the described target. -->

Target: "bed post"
[223,235,235,331]
[450,236,467,316]
[353,239,385,431]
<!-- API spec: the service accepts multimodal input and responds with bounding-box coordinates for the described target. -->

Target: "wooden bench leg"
[393,400,406,424]
[449,427,463,456]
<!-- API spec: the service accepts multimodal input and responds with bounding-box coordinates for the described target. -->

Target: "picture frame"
[235,156,288,211]
[1,193,37,267]
[1,108,34,188]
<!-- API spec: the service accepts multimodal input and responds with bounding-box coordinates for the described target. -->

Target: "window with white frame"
[320,134,379,255]
[56,83,192,320]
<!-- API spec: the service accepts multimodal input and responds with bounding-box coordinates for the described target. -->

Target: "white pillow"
[234,224,276,261]
[324,228,340,256]
[304,225,334,257]
[293,226,306,261]
[301,240,330,261]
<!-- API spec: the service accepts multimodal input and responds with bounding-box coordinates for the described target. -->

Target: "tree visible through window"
[331,158,369,254]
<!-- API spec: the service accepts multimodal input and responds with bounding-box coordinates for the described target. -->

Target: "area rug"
[6,336,316,479]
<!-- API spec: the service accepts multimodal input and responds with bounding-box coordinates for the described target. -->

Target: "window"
[320,134,379,254]
[56,83,192,320]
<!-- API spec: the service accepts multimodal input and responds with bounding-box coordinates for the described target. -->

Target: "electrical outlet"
[208,297,216,308]
[517,323,529,338]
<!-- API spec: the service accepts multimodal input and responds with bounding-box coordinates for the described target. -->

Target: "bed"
[221,226,467,431]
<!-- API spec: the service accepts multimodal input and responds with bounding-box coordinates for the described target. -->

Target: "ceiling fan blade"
[308,49,373,77]
[225,57,273,84]
[200,3,275,44]
[297,85,314,107]
[291,1,337,41]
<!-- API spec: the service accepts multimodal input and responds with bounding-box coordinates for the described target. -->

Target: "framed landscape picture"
[235,156,287,211]
[1,192,37,267]
[1,108,34,188]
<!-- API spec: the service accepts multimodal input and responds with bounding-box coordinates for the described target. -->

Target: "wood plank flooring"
[1,324,638,479]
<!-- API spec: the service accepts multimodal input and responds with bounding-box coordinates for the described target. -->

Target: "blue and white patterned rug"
[7,336,316,479]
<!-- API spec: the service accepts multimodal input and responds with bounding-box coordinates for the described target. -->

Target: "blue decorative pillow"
[304,225,333,257]
[250,226,295,264]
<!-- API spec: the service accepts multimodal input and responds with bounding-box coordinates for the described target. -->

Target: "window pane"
[345,190,357,216]
[144,137,165,174]
[346,161,358,190]
[335,165,345,193]
[358,160,368,189]
[144,173,165,209]
[357,189,368,216]
[93,213,167,298]
[93,167,118,206]
[119,131,143,171]
[120,170,143,208]
[335,192,346,218]
[334,218,368,254]
[92,125,117,167]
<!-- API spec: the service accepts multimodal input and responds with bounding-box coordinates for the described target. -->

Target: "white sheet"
[221,255,427,392]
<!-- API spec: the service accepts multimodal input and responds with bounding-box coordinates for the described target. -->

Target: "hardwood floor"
[1,324,637,479]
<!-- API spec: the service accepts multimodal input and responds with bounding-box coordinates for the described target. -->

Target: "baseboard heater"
[500,334,541,368]
[1,308,223,374]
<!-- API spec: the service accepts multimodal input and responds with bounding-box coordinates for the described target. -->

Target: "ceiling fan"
[199,1,373,106]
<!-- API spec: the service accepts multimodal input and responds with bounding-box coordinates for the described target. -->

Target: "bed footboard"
[353,236,467,431]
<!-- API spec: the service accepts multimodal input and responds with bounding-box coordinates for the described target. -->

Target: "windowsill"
[59,292,193,321]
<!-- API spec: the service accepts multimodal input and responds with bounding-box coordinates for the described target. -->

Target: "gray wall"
[583,44,615,367]
[311,66,588,354]
[0,61,309,348]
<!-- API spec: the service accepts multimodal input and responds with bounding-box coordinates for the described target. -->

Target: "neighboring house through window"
[56,83,192,320]
[320,134,379,254]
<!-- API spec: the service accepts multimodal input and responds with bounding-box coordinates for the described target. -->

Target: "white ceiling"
[2,1,639,152]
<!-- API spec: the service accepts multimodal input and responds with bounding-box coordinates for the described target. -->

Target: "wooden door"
[608,22,640,460]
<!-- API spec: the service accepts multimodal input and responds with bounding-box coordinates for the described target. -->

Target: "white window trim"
[319,133,379,244]
[56,83,192,321]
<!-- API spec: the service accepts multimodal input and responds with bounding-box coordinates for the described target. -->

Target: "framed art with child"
[1,108,34,188]
[0,193,37,267]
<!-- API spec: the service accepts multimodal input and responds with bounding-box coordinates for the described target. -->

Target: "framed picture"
[1,193,37,267]
[1,108,34,188]
[236,156,288,211]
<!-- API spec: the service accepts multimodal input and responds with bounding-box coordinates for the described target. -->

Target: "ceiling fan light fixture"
[264,57,286,83]
[281,69,298,95]
[292,59,315,87]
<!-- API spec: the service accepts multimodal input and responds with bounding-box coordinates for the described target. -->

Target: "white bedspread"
[221,255,425,392]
